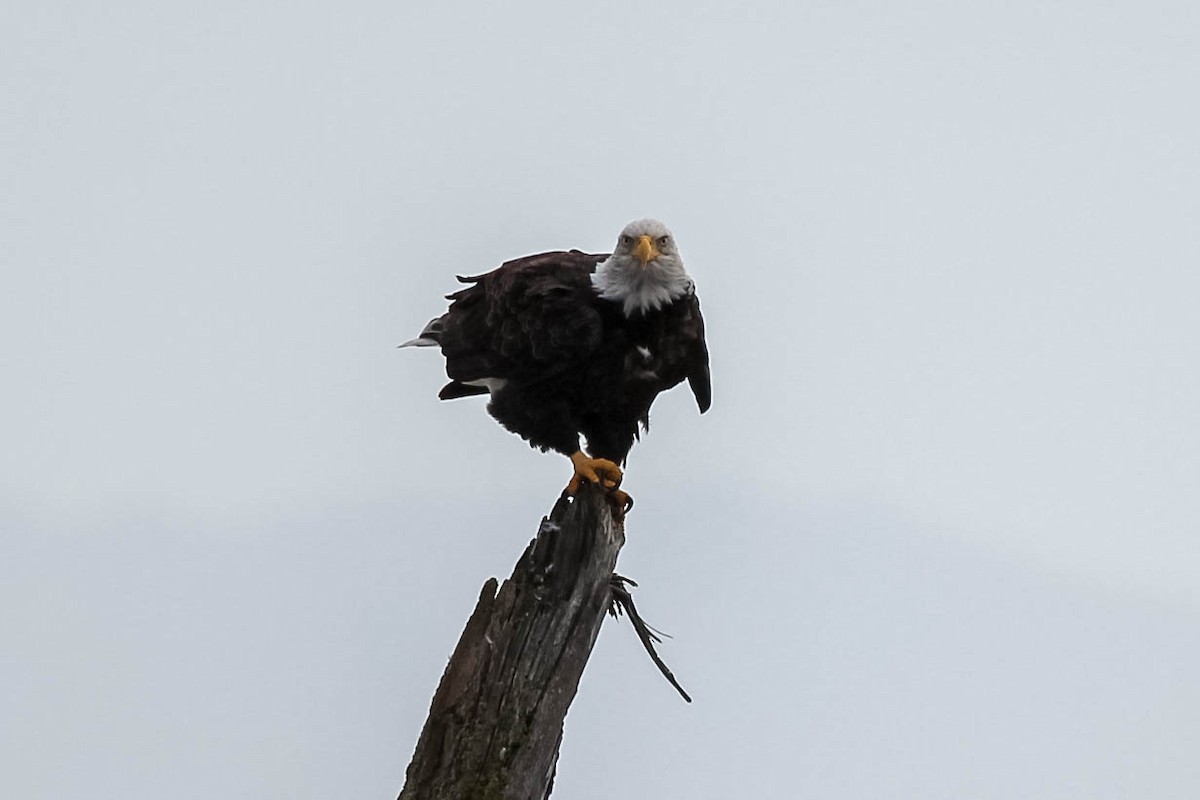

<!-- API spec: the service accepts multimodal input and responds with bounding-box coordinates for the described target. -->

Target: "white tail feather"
[399,317,444,348]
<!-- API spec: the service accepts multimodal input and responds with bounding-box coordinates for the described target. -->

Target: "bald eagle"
[401,219,711,513]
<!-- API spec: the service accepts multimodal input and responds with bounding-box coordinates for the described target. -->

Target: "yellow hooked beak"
[632,234,660,266]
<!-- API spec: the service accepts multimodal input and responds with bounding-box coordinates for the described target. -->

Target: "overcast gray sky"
[3,2,1198,798]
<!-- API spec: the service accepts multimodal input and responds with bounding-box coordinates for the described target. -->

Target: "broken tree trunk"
[398,484,624,800]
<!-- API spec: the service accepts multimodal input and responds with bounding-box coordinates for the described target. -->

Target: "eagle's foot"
[565,451,633,520]
[566,451,623,494]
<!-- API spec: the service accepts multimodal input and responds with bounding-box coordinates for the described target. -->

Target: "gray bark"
[398,484,624,800]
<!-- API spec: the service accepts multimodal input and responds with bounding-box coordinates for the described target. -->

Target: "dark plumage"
[402,219,710,506]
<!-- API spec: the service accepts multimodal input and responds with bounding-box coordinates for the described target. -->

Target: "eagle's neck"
[591,256,693,317]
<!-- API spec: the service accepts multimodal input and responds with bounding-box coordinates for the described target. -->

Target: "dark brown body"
[418,250,711,463]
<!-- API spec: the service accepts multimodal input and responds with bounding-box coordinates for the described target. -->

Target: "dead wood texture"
[398,485,624,800]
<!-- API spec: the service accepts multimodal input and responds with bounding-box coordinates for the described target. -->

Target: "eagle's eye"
[658,236,670,248]
[621,235,633,246]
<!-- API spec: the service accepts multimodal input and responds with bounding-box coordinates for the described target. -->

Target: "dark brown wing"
[632,288,711,414]
[684,294,712,413]
[437,250,609,387]
[671,291,711,413]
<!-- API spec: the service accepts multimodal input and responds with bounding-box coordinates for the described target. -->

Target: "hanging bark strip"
[607,574,692,703]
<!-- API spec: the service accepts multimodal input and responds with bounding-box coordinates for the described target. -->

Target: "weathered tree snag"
[398,484,624,800]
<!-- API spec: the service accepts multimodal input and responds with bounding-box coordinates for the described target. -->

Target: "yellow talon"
[566,450,623,495]
[565,451,632,519]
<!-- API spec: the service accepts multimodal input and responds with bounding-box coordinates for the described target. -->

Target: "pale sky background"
[3,2,1198,798]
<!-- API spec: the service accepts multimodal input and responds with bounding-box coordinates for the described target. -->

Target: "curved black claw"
[609,488,634,520]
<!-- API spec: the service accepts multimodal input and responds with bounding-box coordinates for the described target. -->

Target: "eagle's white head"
[591,219,694,316]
